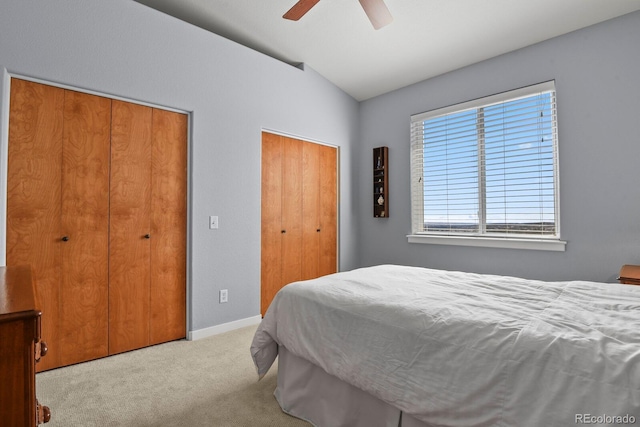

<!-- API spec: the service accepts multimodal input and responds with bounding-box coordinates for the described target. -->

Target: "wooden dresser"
[0,265,51,426]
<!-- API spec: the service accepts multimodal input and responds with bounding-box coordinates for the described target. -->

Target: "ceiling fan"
[283,0,393,30]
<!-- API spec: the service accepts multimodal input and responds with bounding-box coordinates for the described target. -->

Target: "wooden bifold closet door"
[7,79,111,370]
[109,101,188,355]
[261,132,337,316]
[6,79,187,370]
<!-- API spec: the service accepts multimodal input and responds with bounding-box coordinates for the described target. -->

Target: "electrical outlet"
[219,289,228,303]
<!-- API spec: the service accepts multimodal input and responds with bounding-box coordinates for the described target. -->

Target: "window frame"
[408,81,566,251]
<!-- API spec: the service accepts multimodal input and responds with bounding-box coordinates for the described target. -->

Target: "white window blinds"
[410,81,559,239]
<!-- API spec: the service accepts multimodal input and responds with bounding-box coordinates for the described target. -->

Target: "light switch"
[209,215,219,229]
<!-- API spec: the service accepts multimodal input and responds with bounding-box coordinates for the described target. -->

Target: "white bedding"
[251,265,640,426]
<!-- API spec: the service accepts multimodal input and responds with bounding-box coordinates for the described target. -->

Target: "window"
[409,81,564,251]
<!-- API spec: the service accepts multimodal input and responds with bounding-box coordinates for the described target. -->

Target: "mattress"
[251,265,640,426]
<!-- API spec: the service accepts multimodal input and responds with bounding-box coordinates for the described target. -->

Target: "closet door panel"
[301,141,320,281]
[58,90,111,365]
[281,137,303,288]
[260,133,283,316]
[7,79,64,371]
[149,109,187,344]
[319,145,338,276]
[109,100,152,355]
[260,133,339,315]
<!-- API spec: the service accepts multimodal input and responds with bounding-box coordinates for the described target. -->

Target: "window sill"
[407,234,567,252]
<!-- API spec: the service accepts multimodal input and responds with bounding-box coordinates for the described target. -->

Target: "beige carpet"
[36,325,311,426]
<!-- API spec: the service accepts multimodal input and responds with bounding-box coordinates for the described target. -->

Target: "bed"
[250,264,640,426]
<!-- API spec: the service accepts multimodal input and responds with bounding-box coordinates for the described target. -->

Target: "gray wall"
[358,11,640,283]
[0,0,360,332]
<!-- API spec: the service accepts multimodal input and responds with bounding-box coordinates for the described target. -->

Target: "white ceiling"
[133,0,640,101]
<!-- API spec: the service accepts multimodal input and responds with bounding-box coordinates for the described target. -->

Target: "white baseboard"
[187,315,262,341]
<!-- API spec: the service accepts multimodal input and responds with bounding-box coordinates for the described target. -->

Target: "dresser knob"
[35,341,48,362]
[42,406,51,423]
[36,400,51,424]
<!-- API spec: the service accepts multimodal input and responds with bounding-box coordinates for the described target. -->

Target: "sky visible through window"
[421,92,556,235]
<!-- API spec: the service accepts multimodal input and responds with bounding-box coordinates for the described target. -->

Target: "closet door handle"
[316,228,321,232]
[144,234,151,239]
[281,230,286,234]
[61,236,69,242]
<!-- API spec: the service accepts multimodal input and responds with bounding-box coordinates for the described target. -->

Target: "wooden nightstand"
[618,265,640,285]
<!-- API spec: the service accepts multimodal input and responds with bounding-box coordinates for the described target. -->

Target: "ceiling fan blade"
[358,0,393,30]
[283,0,321,21]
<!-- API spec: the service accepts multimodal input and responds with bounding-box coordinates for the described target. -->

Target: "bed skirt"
[276,345,432,427]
